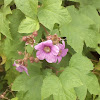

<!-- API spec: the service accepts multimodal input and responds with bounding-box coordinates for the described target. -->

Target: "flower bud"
[17,59,23,64]
[29,57,34,61]
[0,95,4,99]
[24,58,28,62]
[22,36,27,41]
[33,31,38,37]
[18,51,22,55]
[38,5,40,8]
[51,34,60,45]
[34,58,39,63]
[46,35,52,40]
[30,60,34,63]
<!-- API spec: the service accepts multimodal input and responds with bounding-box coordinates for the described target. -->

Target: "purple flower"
[34,40,59,63]
[13,61,29,75]
[55,40,68,63]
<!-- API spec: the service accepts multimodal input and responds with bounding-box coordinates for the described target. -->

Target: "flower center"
[58,50,62,56]
[44,46,51,53]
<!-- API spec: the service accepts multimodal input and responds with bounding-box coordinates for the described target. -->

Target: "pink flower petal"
[57,56,62,64]
[51,45,59,55]
[61,49,68,57]
[45,53,56,63]
[36,50,45,60]
[13,61,16,66]
[53,57,57,63]
[62,40,65,48]
[34,42,43,50]
[43,40,53,46]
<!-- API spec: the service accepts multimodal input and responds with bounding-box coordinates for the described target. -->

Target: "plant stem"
[40,23,50,35]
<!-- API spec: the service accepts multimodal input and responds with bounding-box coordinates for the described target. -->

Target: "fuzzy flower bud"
[33,31,38,37]
[34,58,39,63]
[29,57,34,63]
[18,51,22,55]
[22,36,27,41]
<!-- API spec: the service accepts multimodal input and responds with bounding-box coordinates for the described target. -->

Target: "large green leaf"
[75,72,100,100]
[59,53,100,100]
[60,6,100,53]
[4,67,19,85]
[12,63,43,100]
[18,17,39,33]
[4,9,25,59]
[59,67,83,89]
[85,73,100,95]
[14,0,38,19]
[4,0,13,7]
[75,85,87,100]
[71,0,100,9]
[79,5,100,54]
[69,53,93,73]
[0,6,12,39]
[38,0,71,30]
[41,74,76,100]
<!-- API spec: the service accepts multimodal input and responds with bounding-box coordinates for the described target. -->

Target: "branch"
[40,23,50,35]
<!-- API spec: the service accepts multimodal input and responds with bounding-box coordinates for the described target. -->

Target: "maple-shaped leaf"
[14,0,38,19]
[60,6,100,53]
[41,74,77,100]
[38,0,71,30]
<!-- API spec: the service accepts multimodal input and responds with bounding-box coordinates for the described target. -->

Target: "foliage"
[0,0,100,100]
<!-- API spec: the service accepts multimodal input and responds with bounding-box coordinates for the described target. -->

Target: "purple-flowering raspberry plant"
[1,1,100,100]
[35,40,59,63]
[13,33,68,75]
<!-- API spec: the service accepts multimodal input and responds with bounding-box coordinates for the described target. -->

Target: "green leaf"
[72,0,100,9]
[0,0,4,5]
[59,53,99,100]
[69,53,93,73]
[26,44,33,54]
[0,6,12,39]
[75,72,100,100]
[79,5,100,54]
[44,95,53,100]
[5,67,19,85]
[4,0,13,7]
[85,73,100,95]
[0,33,1,40]
[18,17,39,33]
[14,0,38,19]
[12,63,43,100]
[59,67,83,89]
[96,96,100,100]
[60,6,99,53]
[41,74,76,100]
[38,0,71,30]
[11,97,18,100]
[75,85,87,100]
[4,9,25,59]
[79,5,100,27]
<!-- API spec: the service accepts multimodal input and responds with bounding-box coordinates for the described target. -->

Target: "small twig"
[40,23,50,35]
[49,67,58,71]
[49,66,64,75]
[56,70,64,75]
[8,84,15,97]
[90,59,99,63]
[93,71,100,76]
